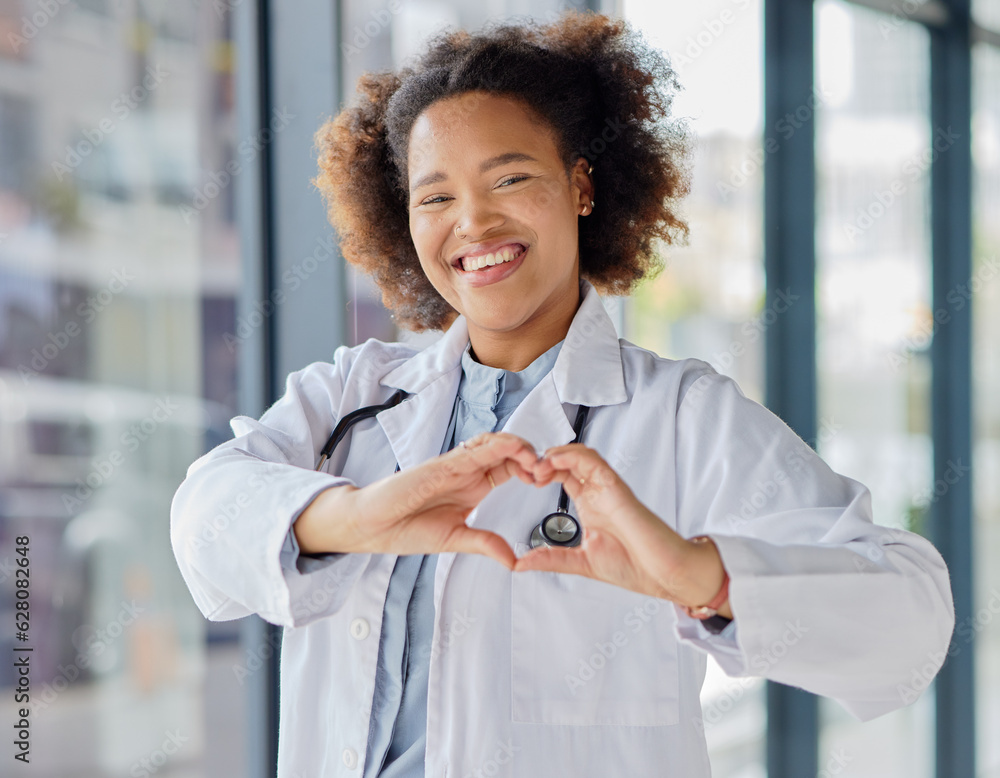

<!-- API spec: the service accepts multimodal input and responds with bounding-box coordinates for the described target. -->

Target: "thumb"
[513,545,591,577]
[445,526,517,570]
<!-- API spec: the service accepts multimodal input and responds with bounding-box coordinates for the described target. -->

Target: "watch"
[679,536,730,620]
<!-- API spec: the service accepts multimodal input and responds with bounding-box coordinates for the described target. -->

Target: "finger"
[444,525,516,570]
[456,434,539,479]
[494,457,538,486]
[534,445,611,490]
[513,545,593,578]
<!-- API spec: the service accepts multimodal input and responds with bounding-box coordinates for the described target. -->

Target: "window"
[814,5,936,772]
[0,1,242,774]
[973,37,1000,778]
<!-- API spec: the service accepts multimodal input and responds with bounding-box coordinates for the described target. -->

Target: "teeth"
[462,245,522,271]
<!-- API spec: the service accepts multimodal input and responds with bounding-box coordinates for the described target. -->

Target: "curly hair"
[313,10,690,331]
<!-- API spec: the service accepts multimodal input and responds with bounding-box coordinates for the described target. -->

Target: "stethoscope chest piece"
[527,403,591,550]
[529,510,582,549]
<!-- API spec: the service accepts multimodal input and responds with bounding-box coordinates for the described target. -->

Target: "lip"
[449,239,528,267]
[455,245,527,288]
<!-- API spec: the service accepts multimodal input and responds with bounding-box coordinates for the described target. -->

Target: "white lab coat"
[170,280,954,778]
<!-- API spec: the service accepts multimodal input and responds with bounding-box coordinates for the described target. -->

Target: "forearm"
[616,506,732,618]
[293,483,362,554]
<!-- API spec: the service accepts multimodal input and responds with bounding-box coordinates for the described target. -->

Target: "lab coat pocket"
[510,564,680,726]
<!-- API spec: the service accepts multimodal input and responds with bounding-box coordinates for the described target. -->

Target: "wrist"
[678,536,732,620]
[293,483,360,554]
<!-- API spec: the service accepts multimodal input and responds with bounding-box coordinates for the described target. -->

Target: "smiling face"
[406,91,594,370]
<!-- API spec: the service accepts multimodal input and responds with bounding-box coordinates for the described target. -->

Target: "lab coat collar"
[380,278,627,409]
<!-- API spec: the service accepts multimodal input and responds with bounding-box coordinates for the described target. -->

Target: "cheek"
[409,219,440,261]
[521,181,574,225]
[409,221,449,284]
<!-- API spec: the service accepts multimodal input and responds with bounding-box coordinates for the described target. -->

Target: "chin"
[463,306,533,334]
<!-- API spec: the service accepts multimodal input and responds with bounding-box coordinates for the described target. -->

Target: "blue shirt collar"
[457,339,563,412]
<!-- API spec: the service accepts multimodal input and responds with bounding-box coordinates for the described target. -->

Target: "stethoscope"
[314,391,590,550]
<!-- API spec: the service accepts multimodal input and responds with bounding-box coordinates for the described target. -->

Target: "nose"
[453,193,505,239]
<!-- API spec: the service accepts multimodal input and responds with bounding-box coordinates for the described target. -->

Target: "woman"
[170,11,954,777]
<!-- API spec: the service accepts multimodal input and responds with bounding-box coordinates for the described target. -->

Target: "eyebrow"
[410,152,538,193]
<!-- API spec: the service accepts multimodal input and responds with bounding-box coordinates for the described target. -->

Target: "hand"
[294,432,539,570]
[514,444,732,617]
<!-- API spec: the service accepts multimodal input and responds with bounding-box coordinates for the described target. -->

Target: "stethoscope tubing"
[314,388,407,472]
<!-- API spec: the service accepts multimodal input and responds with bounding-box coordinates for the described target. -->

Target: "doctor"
[170,11,955,778]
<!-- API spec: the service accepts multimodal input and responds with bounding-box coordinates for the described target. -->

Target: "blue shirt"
[281,339,563,776]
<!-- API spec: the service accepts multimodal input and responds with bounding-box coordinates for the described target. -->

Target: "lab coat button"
[342,747,358,769]
[349,618,370,640]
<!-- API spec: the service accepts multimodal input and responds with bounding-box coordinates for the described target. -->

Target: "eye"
[415,175,530,207]
[497,175,529,188]
[418,194,452,206]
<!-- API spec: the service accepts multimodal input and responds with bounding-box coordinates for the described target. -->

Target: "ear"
[570,157,596,215]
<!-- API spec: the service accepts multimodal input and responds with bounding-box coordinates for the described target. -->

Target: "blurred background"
[0,0,995,776]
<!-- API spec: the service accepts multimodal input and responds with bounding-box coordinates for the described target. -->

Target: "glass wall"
[623,0,766,405]
[621,3,767,777]
[813,2,935,775]
[973,39,1000,778]
[0,1,243,774]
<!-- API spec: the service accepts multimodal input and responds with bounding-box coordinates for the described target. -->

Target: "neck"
[468,287,581,372]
